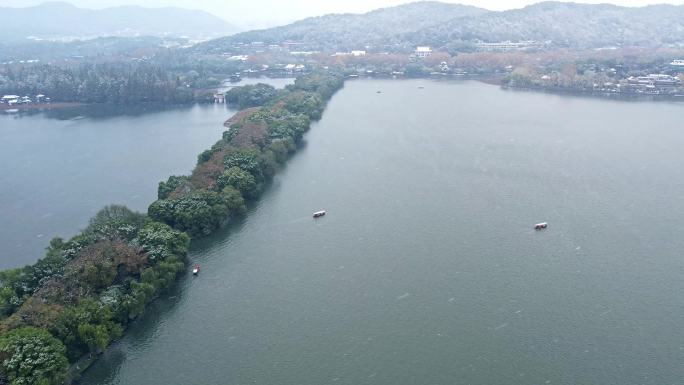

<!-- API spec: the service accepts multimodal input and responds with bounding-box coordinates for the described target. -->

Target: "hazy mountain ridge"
[409,2,684,49]
[0,1,238,41]
[195,2,488,52]
[0,36,189,62]
[196,1,684,53]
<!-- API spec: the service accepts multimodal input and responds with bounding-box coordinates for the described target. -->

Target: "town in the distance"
[1,1,684,111]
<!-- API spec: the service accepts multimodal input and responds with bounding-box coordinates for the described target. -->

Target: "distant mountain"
[0,36,188,62]
[408,2,684,50]
[195,1,488,53]
[196,1,684,54]
[0,2,238,41]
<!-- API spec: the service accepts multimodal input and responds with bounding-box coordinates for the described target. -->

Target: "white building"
[414,46,432,58]
[228,55,249,61]
[627,74,680,88]
[671,59,684,67]
[1,95,19,105]
[290,51,316,56]
[476,41,540,52]
[332,50,367,57]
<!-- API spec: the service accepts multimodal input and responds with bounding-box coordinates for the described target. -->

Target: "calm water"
[0,104,229,269]
[62,80,684,384]
[0,78,293,270]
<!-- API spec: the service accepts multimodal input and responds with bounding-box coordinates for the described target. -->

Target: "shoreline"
[0,102,84,111]
[342,73,684,102]
[501,84,684,102]
[72,72,345,382]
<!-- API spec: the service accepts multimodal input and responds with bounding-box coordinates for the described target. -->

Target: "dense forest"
[0,36,188,63]
[194,2,486,54]
[0,206,189,385]
[0,62,219,104]
[0,71,344,385]
[149,71,344,236]
[196,2,684,54]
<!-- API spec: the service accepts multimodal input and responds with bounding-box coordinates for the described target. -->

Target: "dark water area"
[77,79,684,385]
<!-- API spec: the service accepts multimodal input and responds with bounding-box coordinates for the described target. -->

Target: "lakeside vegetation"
[0,206,189,384]
[1,2,683,108]
[0,71,343,385]
[149,71,343,235]
[0,62,222,105]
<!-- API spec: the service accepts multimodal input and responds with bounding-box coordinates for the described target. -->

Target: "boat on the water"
[192,265,200,275]
[534,222,548,230]
[313,210,326,218]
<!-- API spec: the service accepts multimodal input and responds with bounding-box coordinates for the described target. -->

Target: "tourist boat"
[313,210,326,218]
[192,265,200,275]
[534,222,548,230]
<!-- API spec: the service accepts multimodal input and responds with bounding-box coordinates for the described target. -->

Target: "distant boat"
[192,265,200,275]
[313,210,326,218]
[418,86,425,89]
[376,90,382,93]
[534,222,548,230]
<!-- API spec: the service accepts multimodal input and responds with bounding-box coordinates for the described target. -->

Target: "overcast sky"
[1,0,683,28]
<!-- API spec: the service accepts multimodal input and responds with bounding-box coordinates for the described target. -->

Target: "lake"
[0,77,293,270]
[9,78,684,384]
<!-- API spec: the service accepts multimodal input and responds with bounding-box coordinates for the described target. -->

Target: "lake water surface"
[0,104,230,269]
[0,77,293,269]
[10,79,684,384]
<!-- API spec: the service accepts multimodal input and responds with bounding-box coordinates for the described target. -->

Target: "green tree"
[225,83,277,108]
[84,205,147,242]
[137,222,190,262]
[158,175,190,200]
[221,186,247,215]
[223,150,263,180]
[77,323,110,353]
[52,300,122,360]
[0,268,25,317]
[217,167,258,198]
[0,327,68,385]
[149,190,231,236]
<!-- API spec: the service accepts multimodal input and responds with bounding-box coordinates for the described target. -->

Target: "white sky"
[1,0,683,28]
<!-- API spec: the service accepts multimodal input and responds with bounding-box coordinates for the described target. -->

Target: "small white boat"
[192,265,200,275]
[313,210,326,218]
[534,222,548,230]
